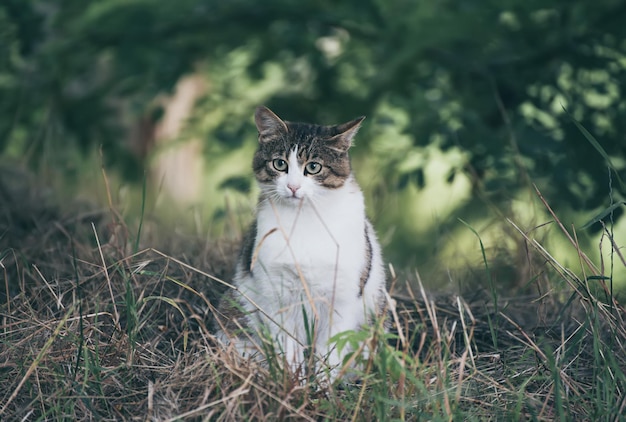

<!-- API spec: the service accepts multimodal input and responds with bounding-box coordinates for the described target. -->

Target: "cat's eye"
[305,162,322,175]
[272,158,288,172]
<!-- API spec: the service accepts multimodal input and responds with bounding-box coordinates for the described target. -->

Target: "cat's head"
[252,106,364,203]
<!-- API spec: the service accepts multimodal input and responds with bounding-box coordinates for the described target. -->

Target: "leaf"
[219,175,252,193]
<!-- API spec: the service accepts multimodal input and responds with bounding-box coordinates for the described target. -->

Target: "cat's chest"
[254,200,365,280]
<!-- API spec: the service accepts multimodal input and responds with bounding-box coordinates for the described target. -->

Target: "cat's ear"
[255,106,288,141]
[327,116,365,152]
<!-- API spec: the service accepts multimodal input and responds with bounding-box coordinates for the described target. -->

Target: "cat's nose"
[287,183,300,195]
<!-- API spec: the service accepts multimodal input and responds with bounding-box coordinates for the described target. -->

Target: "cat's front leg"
[277,333,308,376]
[321,310,365,381]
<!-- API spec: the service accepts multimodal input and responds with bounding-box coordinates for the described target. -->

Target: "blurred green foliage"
[2,0,626,280]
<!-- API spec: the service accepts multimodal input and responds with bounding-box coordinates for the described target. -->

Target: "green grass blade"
[566,110,626,190]
[0,304,76,416]
[580,201,626,229]
[134,171,147,254]
[458,218,498,348]
[141,296,188,350]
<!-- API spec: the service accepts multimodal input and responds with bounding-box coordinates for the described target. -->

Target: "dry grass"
[1,171,625,421]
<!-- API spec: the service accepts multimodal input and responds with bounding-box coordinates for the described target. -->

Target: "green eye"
[305,162,322,175]
[272,158,288,171]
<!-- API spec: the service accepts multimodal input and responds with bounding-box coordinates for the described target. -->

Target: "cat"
[215,106,391,381]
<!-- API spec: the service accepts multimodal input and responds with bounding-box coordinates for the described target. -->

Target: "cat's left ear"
[327,116,365,152]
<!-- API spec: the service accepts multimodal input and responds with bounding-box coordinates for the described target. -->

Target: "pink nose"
[287,184,300,195]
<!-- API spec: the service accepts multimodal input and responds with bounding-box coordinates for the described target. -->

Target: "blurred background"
[1,0,625,294]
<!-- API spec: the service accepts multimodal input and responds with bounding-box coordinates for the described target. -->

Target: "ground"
[1,169,625,420]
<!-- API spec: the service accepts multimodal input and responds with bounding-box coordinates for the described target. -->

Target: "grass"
[1,169,625,421]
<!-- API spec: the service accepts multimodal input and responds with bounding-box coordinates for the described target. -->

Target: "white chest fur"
[253,180,366,299]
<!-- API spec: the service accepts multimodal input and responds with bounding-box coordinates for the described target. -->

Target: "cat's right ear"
[255,106,288,141]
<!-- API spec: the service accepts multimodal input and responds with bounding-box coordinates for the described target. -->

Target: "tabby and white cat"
[216,106,390,379]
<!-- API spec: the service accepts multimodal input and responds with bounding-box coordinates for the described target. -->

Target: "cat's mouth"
[281,186,306,201]
[281,191,306,203]
[285,193,305,202]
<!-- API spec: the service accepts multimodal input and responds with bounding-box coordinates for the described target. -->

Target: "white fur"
[224,149,387,378]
